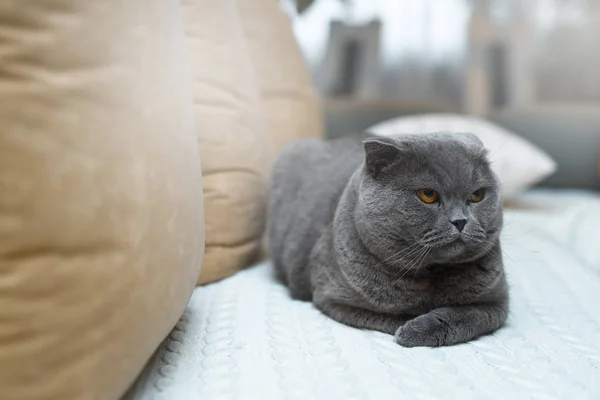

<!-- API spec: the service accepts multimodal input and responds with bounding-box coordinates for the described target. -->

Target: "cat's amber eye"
[470,189,485,203]
[417,188,439,204]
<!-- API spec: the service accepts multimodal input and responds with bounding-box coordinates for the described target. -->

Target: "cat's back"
[271,134,366,196]
[268,134,366,297]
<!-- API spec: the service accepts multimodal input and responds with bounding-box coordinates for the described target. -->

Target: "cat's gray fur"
[267,132,508,347]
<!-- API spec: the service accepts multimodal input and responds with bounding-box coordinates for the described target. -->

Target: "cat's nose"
[450,218,467,232]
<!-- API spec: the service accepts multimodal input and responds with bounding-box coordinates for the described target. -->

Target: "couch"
[3,1,600,400]
[0,0,321,399]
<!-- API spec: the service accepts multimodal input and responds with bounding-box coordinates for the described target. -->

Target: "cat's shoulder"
[274,137,326,169]
[275,135,364,168]
[282,134,368,155]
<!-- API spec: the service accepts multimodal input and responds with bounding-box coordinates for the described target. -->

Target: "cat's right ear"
[363,136,401,178]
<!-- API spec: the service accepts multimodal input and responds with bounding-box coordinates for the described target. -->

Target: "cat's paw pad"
[394,312,452,348]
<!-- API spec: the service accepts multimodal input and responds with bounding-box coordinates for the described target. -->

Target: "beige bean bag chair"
[0,0,321,399]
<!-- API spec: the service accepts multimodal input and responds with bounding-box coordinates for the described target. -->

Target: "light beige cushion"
[369,113,557,199]
[236,0,324,154]
[0,1,204,399]
[182,0,271,284]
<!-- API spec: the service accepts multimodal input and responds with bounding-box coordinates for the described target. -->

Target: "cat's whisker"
[391,265,411,280]
[461,233,485,243]
[377,239,424,265]
[382,240,428,268]
[408,248,427,281]
[390,249,422,280]
[489,246,516,266]
[395,258,422,281]
[372,241,428,276]
[411,247,432,281]
[394,242,427,261]
[390,253,420,280]
[397,244,434,269]
[502,249,517,266]
[501,231,534,240]
[395,246,430,281]
[502,212,519,227]
[390,248,424,279]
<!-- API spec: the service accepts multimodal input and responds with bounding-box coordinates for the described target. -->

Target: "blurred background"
[281,0,600,189]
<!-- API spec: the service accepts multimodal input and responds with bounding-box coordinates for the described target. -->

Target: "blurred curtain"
[289,0,600,113]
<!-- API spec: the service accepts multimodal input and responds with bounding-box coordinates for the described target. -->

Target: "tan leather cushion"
[0,1,204,399]
[182,0,270,284]
[237,0,324,153]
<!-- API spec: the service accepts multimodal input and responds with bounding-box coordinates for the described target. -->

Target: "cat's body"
[268,133,508,347]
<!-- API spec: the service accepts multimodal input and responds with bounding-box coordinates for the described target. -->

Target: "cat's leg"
[394,304,508,347]
[316,301,411,335]
[288,270,313,301]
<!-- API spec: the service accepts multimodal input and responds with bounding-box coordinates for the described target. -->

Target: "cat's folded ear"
[452,132,485,149]
[363,136,401,178]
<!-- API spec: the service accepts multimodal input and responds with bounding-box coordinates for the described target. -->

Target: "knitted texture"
[130,189,600,400]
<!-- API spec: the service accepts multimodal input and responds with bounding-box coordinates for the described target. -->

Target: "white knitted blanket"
[129,190,600,400]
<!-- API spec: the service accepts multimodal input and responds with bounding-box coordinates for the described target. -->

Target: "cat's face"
[355,133,503,266]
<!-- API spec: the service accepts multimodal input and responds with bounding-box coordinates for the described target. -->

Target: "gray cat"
[267,132,508,347]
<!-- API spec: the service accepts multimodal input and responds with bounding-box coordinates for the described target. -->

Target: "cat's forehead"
[396,139,493,190]
[400,133,484,155]
[428,131,483,148]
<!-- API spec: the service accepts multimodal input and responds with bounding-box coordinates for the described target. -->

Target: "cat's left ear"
[363,136,401,178]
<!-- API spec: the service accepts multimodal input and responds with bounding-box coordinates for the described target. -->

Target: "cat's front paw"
[394,311,453,348]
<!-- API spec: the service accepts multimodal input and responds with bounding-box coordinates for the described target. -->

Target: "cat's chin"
[448,241,465,253]
[441,240,466,256]
[431,237,495,265]
[429,239,470,263]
